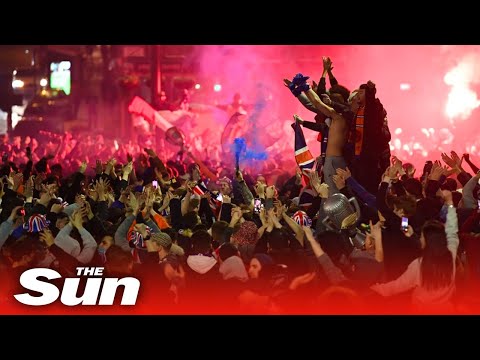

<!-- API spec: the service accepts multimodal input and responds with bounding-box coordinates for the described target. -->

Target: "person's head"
[187,163,200,181]
[403,178,423,199]
[256,175,266,185]
[392,195,417,218]
[267,228,290,253]
[183,211,201,230]
[353,88,365,106]
[105,245,134,276]
[420,220,453,290]
[99,235,114,251]
[24,214,51,233]
[218,177,232,196]
[50,164,63,178]
[403,163,415,177]
[358,81,376,105]
[191,230,213,255]
[188,198,200,213]
[249,253,274,279]
[218,243,239,263]
[210,220,229,246]
[6,234,45,268]
[149,232,173,257]
[441,178,458,192]
[55,213,69,230]
[329,84,350,104]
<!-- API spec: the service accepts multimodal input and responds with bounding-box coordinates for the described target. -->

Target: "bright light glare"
[12,80,24,88]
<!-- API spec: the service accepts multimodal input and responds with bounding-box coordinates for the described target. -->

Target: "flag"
[293,121,317,208]
[193,182,222,217]
[294,121,315,185]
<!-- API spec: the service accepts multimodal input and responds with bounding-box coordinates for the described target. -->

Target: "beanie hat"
[253,253,274,268]
[293,210,312,227]
[23,214,50,233]
[128,226,152,249]
[150,232,172,249]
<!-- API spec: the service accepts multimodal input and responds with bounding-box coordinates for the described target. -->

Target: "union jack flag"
[294,121,315,186]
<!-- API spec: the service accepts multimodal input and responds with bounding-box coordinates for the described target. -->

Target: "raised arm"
[304,88,339,119]
[303,226,347,285]
[461,171,480,209]
[442,190,459,257]
[464,153,480,174]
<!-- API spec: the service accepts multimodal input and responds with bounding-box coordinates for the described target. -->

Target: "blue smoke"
[231,84,270,168]
[232,137,268,166]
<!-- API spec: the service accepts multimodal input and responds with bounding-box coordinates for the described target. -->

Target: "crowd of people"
[1,56,480,314]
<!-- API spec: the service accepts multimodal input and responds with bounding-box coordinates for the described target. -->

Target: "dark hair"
[441,178,458,192]
[162,228,178,243]
[51,163,63,172]
[393,195,417,217]
[190,230,212,254]
[183,211,200,230]
[211,221,229,244]
[452,191,462,208]
[188,198,200,212]
[267,228,290,251]
[105,245,134,276]
[403,178,423,199]
[420,221,453,290]
[219,243,238,262]
[7,234,44,265]
[330,84,350,103]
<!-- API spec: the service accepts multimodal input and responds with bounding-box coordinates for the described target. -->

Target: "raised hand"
[128,192,139,214]
[82,201,94,220]
[259,207,267,225]
[123,161,133,175]
[450,151,463,168]
[265,185,276,199]
[222,194,231,204]
[293,114,304,125]
[51,203,65,214]
[254,181,266,197]
[283,78,293,88]
[336,167,352,180]
[12,172,23,192]
[332,174,346,190]
[367,220,382,241]
[429,160,445,181]
[144,148,157,158]
[230,207,243,224]
[289,272,316,291]
[387,165,398,179]
[39,228,55,247]
[382,167,392,183]
[322,56,333,71]
[309,171,328,198]
[441,153,456,169]
[70,210,84,229]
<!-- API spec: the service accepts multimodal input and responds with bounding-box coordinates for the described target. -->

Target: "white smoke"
[444,53,480,121]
